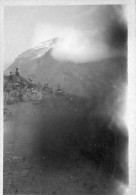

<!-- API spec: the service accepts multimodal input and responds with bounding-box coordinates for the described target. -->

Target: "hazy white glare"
[32,23,64,47]
[31,5,127,64]
[122,5,128,23]
[51,29,112,63]
[112,83,128,133]
[115,181,129,195]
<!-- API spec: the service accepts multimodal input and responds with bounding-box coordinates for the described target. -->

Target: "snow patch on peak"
[17,37,58,61]
[34,38,55,50]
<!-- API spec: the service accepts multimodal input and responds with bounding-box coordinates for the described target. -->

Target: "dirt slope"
[4,96,120,195]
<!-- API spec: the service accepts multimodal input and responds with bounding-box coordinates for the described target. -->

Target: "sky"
[4,5,127,68]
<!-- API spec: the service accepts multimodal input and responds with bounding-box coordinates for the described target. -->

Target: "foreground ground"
[4,95,123,195]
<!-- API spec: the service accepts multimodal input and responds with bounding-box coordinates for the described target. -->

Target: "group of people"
[4,68,46,104]
[4,67,65,105]
[4,68,30,104]
[9,68,20,83]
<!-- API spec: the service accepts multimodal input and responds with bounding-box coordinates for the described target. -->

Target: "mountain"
[5,37,127,98]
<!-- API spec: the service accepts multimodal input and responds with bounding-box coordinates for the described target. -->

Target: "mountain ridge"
[5,37,127,97]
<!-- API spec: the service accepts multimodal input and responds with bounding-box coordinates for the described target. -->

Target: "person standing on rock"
[15,68,20,83]
[15,68,19,76]
[9,72,13,83]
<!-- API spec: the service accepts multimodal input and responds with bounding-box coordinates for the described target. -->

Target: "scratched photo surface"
[4,5,128,195]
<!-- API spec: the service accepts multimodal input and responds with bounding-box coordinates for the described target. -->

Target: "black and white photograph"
[2,2,131,195]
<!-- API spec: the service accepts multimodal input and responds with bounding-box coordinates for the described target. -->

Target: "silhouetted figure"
[43,84,49,91]
[9,72,13,82]
[18,90,23,102]
[29,78,32,82]
[15,68,19,76]
[27,78,33,89]
[15,68,20,83]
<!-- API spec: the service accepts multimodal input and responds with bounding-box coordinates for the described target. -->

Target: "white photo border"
[0,1,135,194]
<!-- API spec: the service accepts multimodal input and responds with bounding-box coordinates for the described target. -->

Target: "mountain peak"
[17,37,58,61]
[34,37,58,50]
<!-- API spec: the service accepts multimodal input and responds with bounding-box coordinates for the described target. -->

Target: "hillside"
[5,38,127,98]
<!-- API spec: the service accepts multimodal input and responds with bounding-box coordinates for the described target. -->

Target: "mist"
[50,5,128,132]
[51,5,127,64]
[51,29,111,63]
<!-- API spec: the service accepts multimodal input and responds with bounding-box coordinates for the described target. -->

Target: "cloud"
[31,5,127,64]
[51,29,112,63]
[51,6,127,64]
[32,23,64,47]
